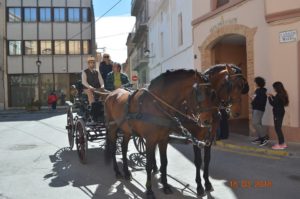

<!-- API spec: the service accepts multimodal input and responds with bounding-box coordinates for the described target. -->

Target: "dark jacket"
[99,61,112,81]
[251,87,267,111]
[84,69,101,88]
[268,94,285,117]
[105,72,130,91]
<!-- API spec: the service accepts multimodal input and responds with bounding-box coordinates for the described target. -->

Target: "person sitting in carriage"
[105,62,130,91]
[81,56,105,105]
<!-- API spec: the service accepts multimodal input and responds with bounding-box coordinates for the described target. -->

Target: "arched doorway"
[199,24,257,136]
[212,34,249,135]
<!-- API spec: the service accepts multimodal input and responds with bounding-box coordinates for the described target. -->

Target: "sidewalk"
[0,106,68,116]
[216,133,300,159]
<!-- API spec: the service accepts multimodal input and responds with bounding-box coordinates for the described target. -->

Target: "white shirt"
[81,68,105,89]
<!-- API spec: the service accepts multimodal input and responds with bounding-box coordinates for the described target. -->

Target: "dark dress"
[99,61,112,82]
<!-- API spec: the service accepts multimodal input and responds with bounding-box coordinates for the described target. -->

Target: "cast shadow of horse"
[45,144,201,199]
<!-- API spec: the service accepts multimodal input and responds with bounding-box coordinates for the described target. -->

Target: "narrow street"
[0,111,299,199]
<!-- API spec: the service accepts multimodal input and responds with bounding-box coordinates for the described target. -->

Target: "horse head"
[149,69,215,127]
[205,64,249,118]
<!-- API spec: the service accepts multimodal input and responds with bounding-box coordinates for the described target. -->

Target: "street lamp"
[36,57,42,103]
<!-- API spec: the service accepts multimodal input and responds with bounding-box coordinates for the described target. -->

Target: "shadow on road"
[45,145,201,199]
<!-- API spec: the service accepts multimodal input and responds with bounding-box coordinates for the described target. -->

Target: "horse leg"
[158,141,172,194]
[152,149,158,173]
[145,142,156,199]
[110,126,122,179]
[193,145,205,196]
[122,133,132,180]
[203,145,213,192]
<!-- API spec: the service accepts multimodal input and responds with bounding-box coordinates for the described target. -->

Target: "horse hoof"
[124,172,132,181]
[197,186,206,197]
[163,185,173,194]
[146,190,156,199]
[115,172,123,179]
[205,183,214,192]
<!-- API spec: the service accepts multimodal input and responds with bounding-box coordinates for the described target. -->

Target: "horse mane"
[203,64,242,76]
[148,69,200,90]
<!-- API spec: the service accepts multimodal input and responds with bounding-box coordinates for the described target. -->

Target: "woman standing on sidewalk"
[268,81,289,150]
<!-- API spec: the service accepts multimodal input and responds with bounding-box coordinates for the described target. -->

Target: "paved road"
[0,111,299,199]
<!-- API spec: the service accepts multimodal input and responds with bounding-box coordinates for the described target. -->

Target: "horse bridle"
[217,73,245,113]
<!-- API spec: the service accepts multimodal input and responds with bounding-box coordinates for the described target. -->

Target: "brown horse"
[104,69,215,198]
[190,64,249,196]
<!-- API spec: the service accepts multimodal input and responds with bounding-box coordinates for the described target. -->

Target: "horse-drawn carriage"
[65,81,146,164]
[65,64,249,198]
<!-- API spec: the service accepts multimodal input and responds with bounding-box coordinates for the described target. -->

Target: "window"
[216,0,229,8]
[178,13,183,46]
[8,41,22,55]
[40,41,52,55]
[24,8,37,22]
[40,8,51,22]
[82,8,90,22]
[82,40,90,54]
[68,41,81,54]
[54,8,65,22]
[160,32,164,57]
[54,41,66,55]
[24,41,38,55]
[8,8,21,22]
[68,8,80,22]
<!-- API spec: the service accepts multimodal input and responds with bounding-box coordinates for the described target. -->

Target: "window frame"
[23,7,37,22]
[39,7,52,22]
[24,40,38,55]
[82,40,90,55]
[54,40,67,55]
[81,8,90,22]
[40,40,53,55]
[68,7,80,22]
[8,40,22,56]
[7,7,22,22]
[54,7,66,22]
[68,40,81,55]
[178,12,183,46]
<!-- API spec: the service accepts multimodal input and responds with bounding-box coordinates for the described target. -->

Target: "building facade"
[0,0,5,109]
[192,0,300,142]
[5,0,95,108]
[147,0,194,80]
[128,0,150,88]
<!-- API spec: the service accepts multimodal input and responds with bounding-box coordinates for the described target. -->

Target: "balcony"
[132,23,148,43]
[131,0,143,16]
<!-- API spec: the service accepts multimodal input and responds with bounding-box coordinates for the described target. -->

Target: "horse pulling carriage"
[65,64,249,198]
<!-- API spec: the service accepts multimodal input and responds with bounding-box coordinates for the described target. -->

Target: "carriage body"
[66,81,107,164]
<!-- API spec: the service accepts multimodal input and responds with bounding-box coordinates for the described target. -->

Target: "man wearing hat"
[82,56,105,105]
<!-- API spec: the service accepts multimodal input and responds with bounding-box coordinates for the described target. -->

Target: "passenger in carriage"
[99,53,113,82]
[105,62,130,91]
[81,56,105,105]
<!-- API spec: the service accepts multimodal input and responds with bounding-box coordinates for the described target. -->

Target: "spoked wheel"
[66,107,75,149]
[75,119,88,164]
[133,135,146,156]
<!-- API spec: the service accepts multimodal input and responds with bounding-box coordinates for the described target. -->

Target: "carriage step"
[168,135,191,144]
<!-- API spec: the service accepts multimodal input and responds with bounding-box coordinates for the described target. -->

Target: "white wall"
[148,0,193,80]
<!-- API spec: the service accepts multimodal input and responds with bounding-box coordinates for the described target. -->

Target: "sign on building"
[279,30,298,43]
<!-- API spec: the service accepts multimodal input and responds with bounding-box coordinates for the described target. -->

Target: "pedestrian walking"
[48,92,58,110]
[268,81,289,150]
[251,76,268,146]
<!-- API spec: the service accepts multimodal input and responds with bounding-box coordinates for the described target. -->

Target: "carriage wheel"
[75,119,88,164]
[133,135,146,156]
[66,107,75,149]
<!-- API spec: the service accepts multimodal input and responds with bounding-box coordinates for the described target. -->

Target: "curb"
[215,141,290,157]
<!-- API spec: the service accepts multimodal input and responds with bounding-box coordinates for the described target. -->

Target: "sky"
[93,0,135,64]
